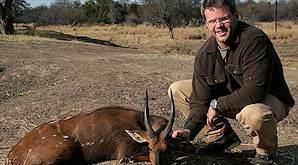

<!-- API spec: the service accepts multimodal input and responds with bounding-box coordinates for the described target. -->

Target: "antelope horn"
[144,90,156,138]
[161,89,175,138]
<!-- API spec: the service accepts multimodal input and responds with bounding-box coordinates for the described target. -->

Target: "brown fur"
[8,106,168,165]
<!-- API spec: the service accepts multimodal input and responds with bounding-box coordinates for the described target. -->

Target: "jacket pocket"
[205,74,226,97]
[205,74,226,85]
[226,65,243,85]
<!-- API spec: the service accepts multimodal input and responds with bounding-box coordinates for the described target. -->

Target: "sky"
[27,0,86,7]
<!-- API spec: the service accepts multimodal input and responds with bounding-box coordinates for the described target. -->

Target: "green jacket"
[185,21,295,138]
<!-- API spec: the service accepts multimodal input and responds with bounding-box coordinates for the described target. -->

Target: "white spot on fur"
[63,116,73,120]
[56,123,62,133]
[63,135,69,139]
[55,144,59,148]
[81,144,85,147]
[23,148,32,165]
[52,134,57,137]
[99,139,104,144]
[41,136,46,140]
[86,142,95,146]
[49,121,56,124]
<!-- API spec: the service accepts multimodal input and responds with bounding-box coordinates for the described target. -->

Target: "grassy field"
[1,21,297,89]
[1,21,298,58]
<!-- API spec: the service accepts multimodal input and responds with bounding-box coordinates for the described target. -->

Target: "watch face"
[211,100,218,109]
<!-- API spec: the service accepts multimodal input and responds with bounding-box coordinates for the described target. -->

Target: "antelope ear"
[125,130,149,143]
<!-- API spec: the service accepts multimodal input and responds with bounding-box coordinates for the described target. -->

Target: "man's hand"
[207,107,220,129]
[172,129,191,140]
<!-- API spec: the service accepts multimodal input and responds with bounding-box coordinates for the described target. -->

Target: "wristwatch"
[210,99,220,112]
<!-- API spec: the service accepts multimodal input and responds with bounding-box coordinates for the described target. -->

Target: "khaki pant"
[169,79,289,155]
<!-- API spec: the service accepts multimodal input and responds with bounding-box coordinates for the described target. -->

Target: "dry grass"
[254,22,298,69]
[37,24,208,55]
[256,21,298,40]
[0,34,55,42]
[34,21,297,70]
[1,21,298,56]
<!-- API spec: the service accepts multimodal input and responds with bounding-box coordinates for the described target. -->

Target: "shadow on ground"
[17,29,128,48]
[275,145,297,165]
[173,145,297,165]
[0,67,5,73]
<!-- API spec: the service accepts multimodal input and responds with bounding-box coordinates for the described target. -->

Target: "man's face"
[204,6,236,47]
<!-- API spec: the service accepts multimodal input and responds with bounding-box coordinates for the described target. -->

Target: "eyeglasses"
[206,15,231,27]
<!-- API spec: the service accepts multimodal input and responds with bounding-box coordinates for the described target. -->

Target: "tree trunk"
[165,21,174,39]
[0,0,14,35]
[0,19,4,34]
[168,25,174,39]
[163,15,175,39]
[0,2,4,34]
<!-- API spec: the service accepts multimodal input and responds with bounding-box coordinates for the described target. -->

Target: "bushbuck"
[8,90,184,165]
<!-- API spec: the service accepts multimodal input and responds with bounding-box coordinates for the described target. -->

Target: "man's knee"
[236,103,276,131]
[168,80,192,118]
[169,81,184,96]
[168,79,192,99]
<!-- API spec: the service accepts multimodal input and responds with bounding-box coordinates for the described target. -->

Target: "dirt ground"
[0,40,297,164]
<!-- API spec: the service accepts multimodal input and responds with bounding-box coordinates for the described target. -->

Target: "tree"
[13,0,29,18]
[1,0,14,34]
[73,0,81,8]
[0,0,29,34]
[82,0,98,23]
[49,0,84,25]
[142,0,179,38]
[142,0,202,39]
[17,5,49,24]
[162,0,180,38]
[288,0,298,20]
[255,0,274,21]
[126,2,141,24]
[238,0,257,23]
[109,1,128,24]
[82,0,113,24]
[97,0,112,23]
[189,0,203,25]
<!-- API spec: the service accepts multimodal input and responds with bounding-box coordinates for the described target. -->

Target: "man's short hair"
[201,0,236,20]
